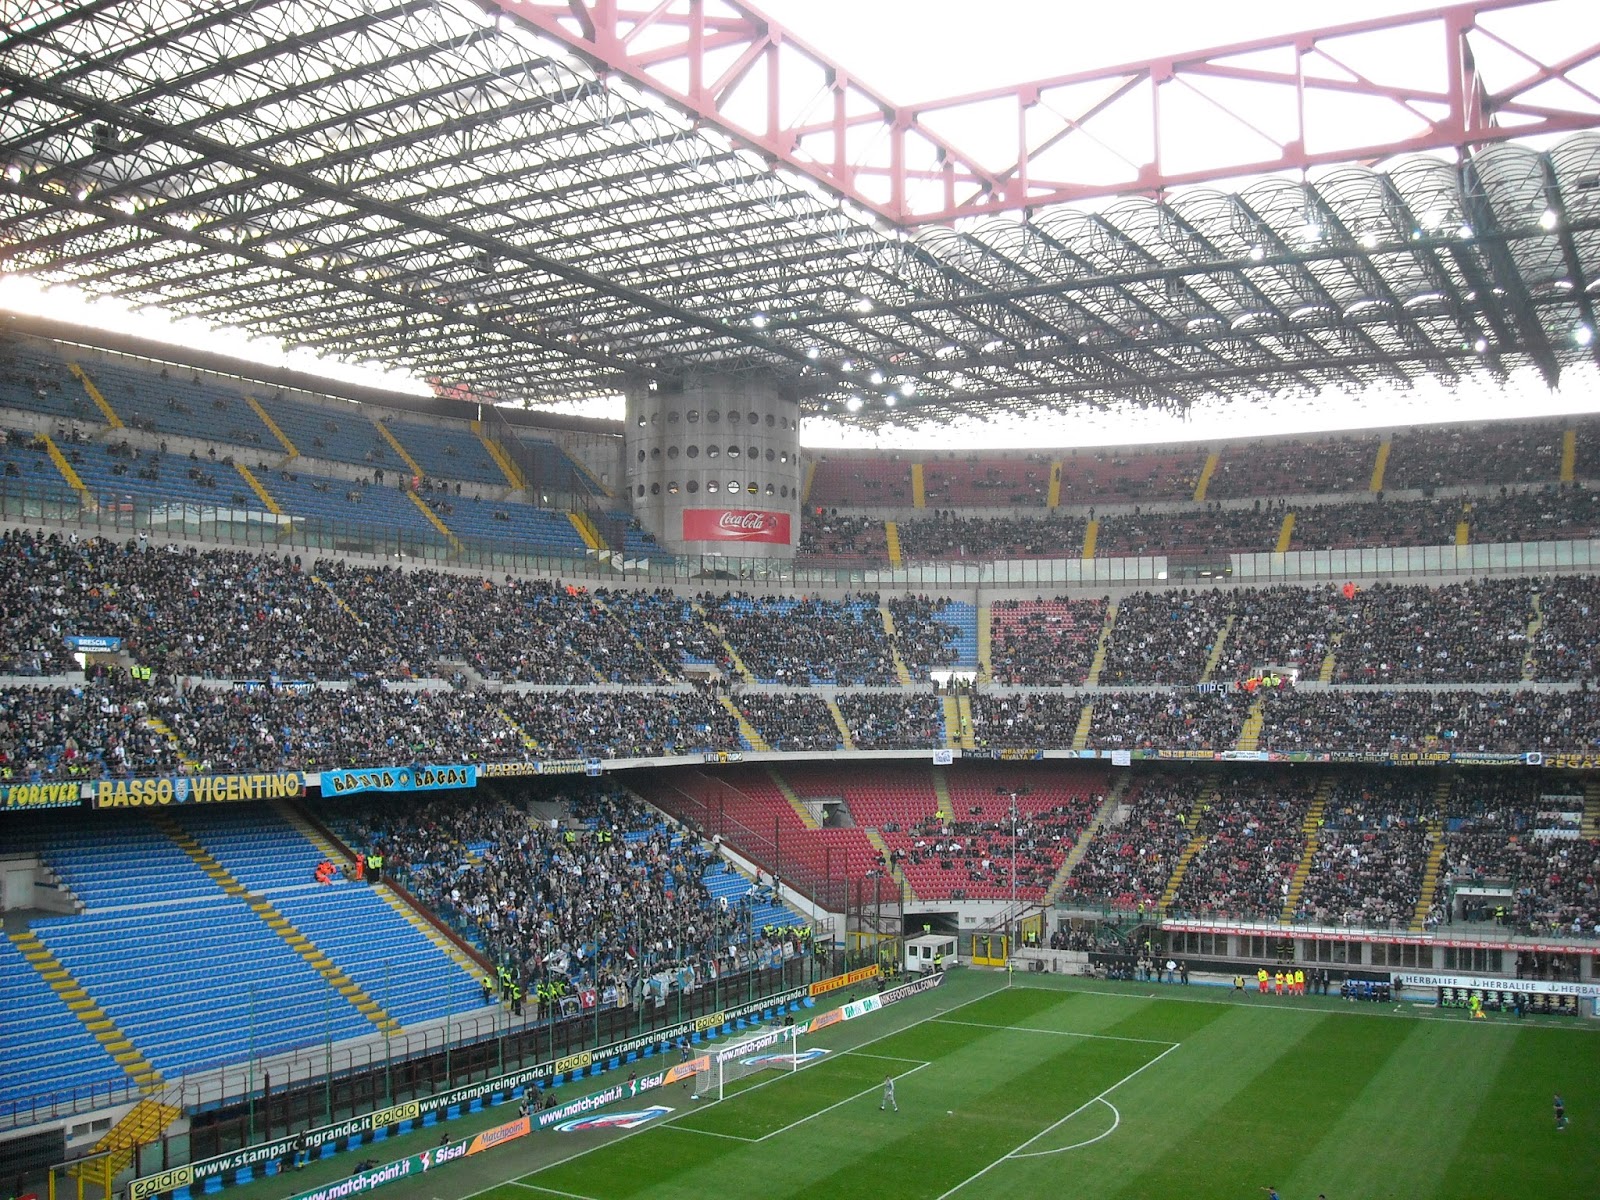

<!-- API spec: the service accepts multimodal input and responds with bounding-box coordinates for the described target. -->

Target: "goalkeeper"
[880,1074,898,1113]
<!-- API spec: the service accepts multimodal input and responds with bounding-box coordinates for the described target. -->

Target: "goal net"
[696,1023,801,1101]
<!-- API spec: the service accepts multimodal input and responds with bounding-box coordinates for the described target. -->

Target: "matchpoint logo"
[556,1106,674,1133]
[738,1048,830,1067]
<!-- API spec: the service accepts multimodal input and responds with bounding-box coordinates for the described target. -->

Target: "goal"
[695,1023,801,1101]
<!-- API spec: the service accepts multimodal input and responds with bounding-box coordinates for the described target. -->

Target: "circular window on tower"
[707,409,720,424]
[650,482,661,495]
[727,445,740,459]
[706,480,720,494]
[668,410,680,424]
[667,445,679,460]
[687,479,699,494]
[687,409,700,424]
[686,445,699,459]
[728,411,741,425]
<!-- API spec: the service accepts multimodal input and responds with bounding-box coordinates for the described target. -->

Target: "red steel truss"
[498,0,1600,225]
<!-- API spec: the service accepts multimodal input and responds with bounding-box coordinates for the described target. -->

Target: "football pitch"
[266,971,1600,1200]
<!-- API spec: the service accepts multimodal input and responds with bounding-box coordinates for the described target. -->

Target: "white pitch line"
[1011,1097,1120,1157]
[931,1041,1180,1200]
[657,1124,756,1143]
[513,1185,602,1200]
[848,1051,934,1065]
[931,1017,1177,1047]
[751,1061,929,1142]
[450,975,1014,1200]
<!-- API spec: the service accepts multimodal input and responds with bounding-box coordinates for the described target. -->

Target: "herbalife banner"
[1395,972,1600,998]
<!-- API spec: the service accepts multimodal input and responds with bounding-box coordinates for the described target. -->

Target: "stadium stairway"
[883,520,903,568]
[823,697,856,750]
[590,594,672,678]
[244,394,298,457]
[274,802,487,995]
[1317,633,1341,684]
[405,491,464,551]
[955,694,976,750]
[1521,592,1544,681]
[1160,788,1217,913]
[471,420,526,490]
[877,605,915,685]
[1045,778,1130,904]
[567,510,605,552]
[930,768,956,823]
[1071,702,1094,751]
[1279,779,1332,923]
[975,603,992,680]
[765,767,820,830]
[720,695,769,751]
[494,703,542,753]
[1201,615,1236,682]
[39,433,93,505]
[1085,603,1118,685]
[147,813,401,1034]
[67,362,125,428]
[940,696,962,748]
[1583,782,1600,839]
[692,601,757,683]
[3,931,161,1089]
[75,1097,182,1183]
[233,462,285,515]
[1235,700,1265,751]
[141,715,200,772]
[861,829,912,904]
[1409,818,1449,933]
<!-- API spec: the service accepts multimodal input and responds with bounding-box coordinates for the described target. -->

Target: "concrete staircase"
[6,930,161,1088]
[878,605,915,685]
[1045,778,1130,903]
[1583,782,1600,838]
[1085,602,1118,686]
[718,695,769,751]
[78,1097,182,1180]
[149,813,400,1033]
[1235,700,1265,751]
[862,829,912,904]
[1317,632,1342,684]
[1071,701,1094,751]
[1409,818,1449,933]
[1279,778,1332,923]
[930,767,956,823]
[1159,787,1217,913]
[141,715,199,772]
[692,601,757,683]
[277,802,485,986]
[767,767,821,830]
[1522,592,1543,681]
[941,695,963,749]
[823,697,856,750]
[976,603,993,680]
[68,362,125,428]
[494,704,541,754]
[954,694,976,750]
[1201,614,1236,682]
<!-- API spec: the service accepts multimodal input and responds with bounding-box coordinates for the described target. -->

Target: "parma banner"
[809,964,879,997]
[320,764,477,797]
[92,772,304,809]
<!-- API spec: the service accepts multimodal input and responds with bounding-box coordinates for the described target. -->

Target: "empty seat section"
[8,811,221,910]
[252,393,393,468]
[381,419,505,487]
[0,938,128,1116]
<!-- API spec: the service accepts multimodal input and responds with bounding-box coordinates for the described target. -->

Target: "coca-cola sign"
[681,508,791,544]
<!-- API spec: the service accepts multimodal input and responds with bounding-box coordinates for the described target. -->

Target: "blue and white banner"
[64,635,122,652]
[321,764,477,797]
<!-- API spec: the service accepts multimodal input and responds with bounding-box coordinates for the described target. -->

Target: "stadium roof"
[2,0,1599,428]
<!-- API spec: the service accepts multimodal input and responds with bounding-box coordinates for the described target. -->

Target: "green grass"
[241,972,1600,1200]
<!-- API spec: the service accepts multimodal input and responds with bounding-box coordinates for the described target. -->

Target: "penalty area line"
[930,1018,1177,1047]
[932,1041,1179,1200]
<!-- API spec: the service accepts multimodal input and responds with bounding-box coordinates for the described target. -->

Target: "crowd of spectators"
[833,693,946,749]
[1207,435,1381,498]
[1293,775,1436,929]
[335,786,804,1009]
[1331,580,1534,683]
[737,692,842,752]
[893,513,1086,560]
[1098,589,1234,685]
[1094,506,1284,557]
[988,597,1108,686]
[0,680,185,782]
[1386,422,1567,490]
[1060,774,1208,910]
[1086,692,1252,750]
[1168,773,1319,922]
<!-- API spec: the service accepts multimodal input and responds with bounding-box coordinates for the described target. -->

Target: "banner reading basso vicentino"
[92,772,304,809]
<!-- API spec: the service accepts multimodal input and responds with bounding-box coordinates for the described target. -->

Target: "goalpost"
[695,1023,801,1101]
